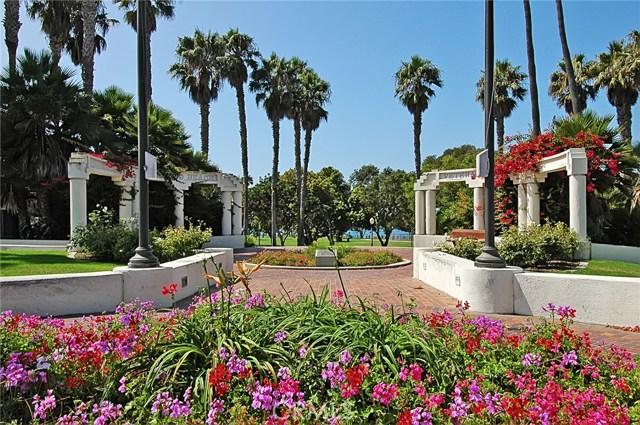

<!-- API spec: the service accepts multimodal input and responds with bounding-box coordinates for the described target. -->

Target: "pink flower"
[372,382,399,405]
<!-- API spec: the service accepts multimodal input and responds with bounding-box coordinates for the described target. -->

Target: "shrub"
[339,250,402,266]
[498,222,583,268]
[440,237,484,260]
[151,223,212,262]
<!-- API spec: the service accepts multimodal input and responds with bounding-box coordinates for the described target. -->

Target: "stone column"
[526,182,540,226]
[425,189,437,235]
[171,182,190,228]
[473,187,485,231]
[115,180,136,229]
[232,191,243,235]
[517,183,528,231]
[569,174,587,240]
[69,178,87,236]
[221,191,232,236]
[415,190,425,235]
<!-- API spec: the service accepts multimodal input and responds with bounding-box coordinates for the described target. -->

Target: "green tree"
[169,29,222,157]
[549,54,597,115]
[394,55,443,179]
[305,167,350,245]
[523,0,541,137]
[27,0,73,65]
[115,0,175,103]
[555,0,580,115]
[476,60,527,151]
[3,0,21,75]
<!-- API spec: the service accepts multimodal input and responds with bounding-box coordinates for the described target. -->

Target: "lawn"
[254,236,413,248]
[0,250,122,277]
[563,259,640,278]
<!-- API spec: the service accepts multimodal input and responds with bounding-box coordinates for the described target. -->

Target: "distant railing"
[389,233,412,241]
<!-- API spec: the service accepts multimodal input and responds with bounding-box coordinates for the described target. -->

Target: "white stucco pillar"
[526,182,540,226]
[115,180,136,229]
[222,191,232,236]
[174,189,185,228]
[425,189,437,235]
[232,191,243,235]
[415,190,425,235]
[69,178,87,237]
[569,174,587,240]
[473,187,485,231]
[517,184,528,231]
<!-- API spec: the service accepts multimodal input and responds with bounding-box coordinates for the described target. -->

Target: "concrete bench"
[315,249,337,267]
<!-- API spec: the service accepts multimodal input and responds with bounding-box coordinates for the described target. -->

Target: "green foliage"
[498,222,583,268]
[339,250,402,267]
[151,223,212,263]
[440,237,484,261]
[251,250,314,267]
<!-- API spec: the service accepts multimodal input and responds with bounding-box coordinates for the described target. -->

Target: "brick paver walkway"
[236,247,640,356]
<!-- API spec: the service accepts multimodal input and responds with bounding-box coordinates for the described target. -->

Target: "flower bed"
[251,247,403,268]
[1,274,639,424]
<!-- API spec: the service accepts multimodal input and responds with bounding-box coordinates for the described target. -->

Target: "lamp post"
[128,0,159,268]
[474,0,505,269]
[369,217,375,247]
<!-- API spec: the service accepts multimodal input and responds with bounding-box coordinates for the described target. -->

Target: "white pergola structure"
[68,152,243,239]
[414,169,486,235]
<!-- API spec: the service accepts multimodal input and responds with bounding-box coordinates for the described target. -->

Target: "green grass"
[0,250,122,277]
[563,259,640,278]
[253,236,412,248]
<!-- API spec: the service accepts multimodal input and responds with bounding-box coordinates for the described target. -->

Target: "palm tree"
[476,60,527,151]
[27,0,73,65]
[523,0,541,137]
[169,29,222,158]
[394,55,443,180]
[555,0,580,115]
[593,31,640,143]
[549,54,597,115]
[3,0,21,75]
[115,0,175,103]
[298,69,330,246]
[219,29,260,240]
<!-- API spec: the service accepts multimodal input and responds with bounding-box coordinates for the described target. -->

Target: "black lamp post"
[475,0,505,268]
[128,0,159,268]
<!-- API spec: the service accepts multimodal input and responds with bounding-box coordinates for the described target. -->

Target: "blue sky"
[3,0,639,181]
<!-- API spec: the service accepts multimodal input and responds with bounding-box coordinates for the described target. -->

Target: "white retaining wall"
[1,239,69,251]
[0,249,233,317]
[591,243,640,264]
[203,235,245,249]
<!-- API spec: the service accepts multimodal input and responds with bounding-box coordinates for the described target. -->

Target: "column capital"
[567,148,588,176]
[68,155,90,179]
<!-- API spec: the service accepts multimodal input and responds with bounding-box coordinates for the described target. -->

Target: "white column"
[115,181,136,229]
[517,184,528,231]
[221,191,232,236]
[526,182,540,226]
[69,178,87,237]
[473,187,485,231]
[174,189,185,228]
[232,191,243,235]
[569,174,587,240]
[415,190,425,235]
[425,189,437,235]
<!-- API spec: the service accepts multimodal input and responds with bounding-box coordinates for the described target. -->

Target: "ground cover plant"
[1,262,639,424]
[250,246,403,267]
[0,250,120,277]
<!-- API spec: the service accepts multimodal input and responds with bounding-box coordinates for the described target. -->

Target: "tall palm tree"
[298,69,330,246]
[523,0,541,137]
[250,53,294,245]
[394,55,443,180]
[594,31,640,143]
[115,0,175,103]
[555,0,580,115]
[169,29,222,158]
[549,54,597,115]
[81,0,98,94]
[3,0,21,75]
[476,60,527,151]
[27,0,73,65]
[220,29,260,240]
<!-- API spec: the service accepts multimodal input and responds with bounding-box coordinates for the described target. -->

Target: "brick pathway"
[236,247,640,356]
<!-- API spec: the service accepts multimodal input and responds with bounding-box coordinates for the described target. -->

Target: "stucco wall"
[591,243,640,264]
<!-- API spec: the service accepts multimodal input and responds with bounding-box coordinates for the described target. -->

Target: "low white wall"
[413,235,447,249]
[591,243,640,264]
[1,239,68,251]
[203,235,245,249]
[514,272,640,327]
[0,250,232,316]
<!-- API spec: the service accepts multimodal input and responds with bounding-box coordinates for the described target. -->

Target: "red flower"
[397,410,412,425]
[209,364,231,396]
[162,283,178,296]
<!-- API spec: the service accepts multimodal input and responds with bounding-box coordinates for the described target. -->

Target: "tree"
[555,0,580,115]
[394,55,443,179]
[219,29,260,240]
[305,167,350,245]
[169,29,222,158]
[115,0,175,103]
[3,0,21,75]
[27,0,73,65]
[593,31,640,143]
[523,0,541,137]
[298,68,330,246]
[250,53,294,246]
[476,60,527,151]
[549,54,596,115]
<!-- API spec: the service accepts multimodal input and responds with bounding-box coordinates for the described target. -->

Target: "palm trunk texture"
[236,84,250,240]
[200,102,210,157]
[496,116,506,152]
[616,103,633,143]
[293,117,303,245]
[4,0,20,76]
[300,128,313,246]
[81,0,98,94]
[555,0,580,115]
[413,112,422,180]
[523,0,541,137]
[271,120,280,247]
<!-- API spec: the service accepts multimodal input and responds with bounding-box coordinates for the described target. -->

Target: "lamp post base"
[474,246,506,268]
[128,247,160,268]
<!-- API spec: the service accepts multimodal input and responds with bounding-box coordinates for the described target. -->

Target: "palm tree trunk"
[81,0,98,94]
[523,0,541,137]
[200,102,210,157]
[235,83,250,241]
[299,127,313,246]
[50,37,65,66]
[555,0,580,115]
[293,116,302,245]
[271,119,280,246]
[413,112,422,180]
[616,103,633,143]
[145,28,152,104]
[496,116,506,152]
[3,0,21,76]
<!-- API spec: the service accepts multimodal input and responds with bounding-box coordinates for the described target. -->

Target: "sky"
[2,0,639,182]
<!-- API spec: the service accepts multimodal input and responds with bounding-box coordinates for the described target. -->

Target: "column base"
[474,246,506,268]
[128,246,160,268]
